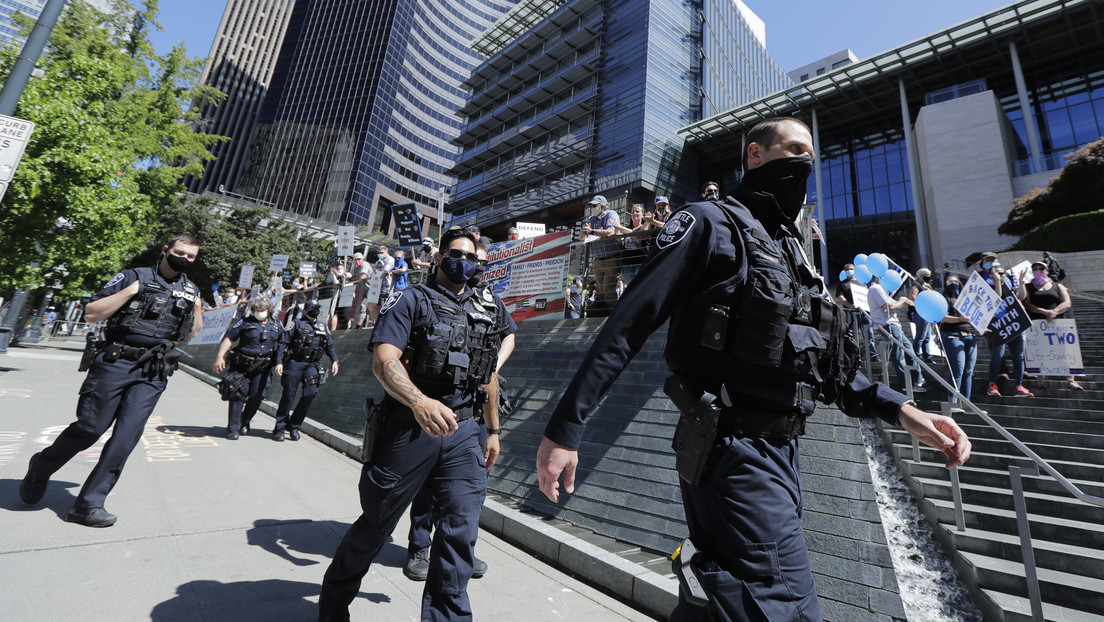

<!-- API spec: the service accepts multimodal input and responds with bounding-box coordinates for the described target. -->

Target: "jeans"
[912,316,932,360]
[988,332,1025,386]
[859,314,878,358]
[941,332,977,401]
[883,323,920,387]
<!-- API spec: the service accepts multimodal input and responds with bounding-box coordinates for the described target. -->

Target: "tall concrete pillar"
[900,80,931,268]
[812,108,828,275]
[1010,41,1044,174]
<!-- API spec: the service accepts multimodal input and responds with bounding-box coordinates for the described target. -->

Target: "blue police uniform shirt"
[93,267,195,348]
[544,196,909,450]
[286,317,338,363]
[225,316,285,359]
[372,276,516,411]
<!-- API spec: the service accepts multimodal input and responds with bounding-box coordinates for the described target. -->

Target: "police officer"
[402,244,516,582]
[318,228,515,621]
[213,296,285,439]
[273,299,339,442]
[534,118,972,620]
[19,234,203,527]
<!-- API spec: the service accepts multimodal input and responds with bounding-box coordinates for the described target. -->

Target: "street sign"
[0,114,35,202]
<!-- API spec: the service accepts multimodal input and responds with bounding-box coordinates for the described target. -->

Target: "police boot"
[403,548,430,581]
[272,430,285,442]
[288,429,301,441]
[19,452,49,505]
[473,555,488,579]
[66,507,117,528]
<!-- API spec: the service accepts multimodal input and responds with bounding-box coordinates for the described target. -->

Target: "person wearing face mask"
[273,299,339,441]
[319,229,516,621]
[835,263,879,361]
[649,195,671,227]
[977,251,1033,398]
[701,181,721,202]
[19,235,204,527]
[534,117,972,621]
[213,296,286,439]
[365,245,395,327]
[937,275,979,403]
[349,251,371,329]
[1020,259,1082,391]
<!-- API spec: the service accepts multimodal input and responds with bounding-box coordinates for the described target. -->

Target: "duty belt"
[389,399,476,423]
[716,410,805,443]
[102,343,150,361]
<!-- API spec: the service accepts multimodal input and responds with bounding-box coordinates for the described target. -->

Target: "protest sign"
[337,226,355,256]
[516,222,545,239]
[268,254,289,273]
[988,293,1030,346]
[850,283,869,313]
[390,202,422,247]
[483,231,572,322]
[1024,319,1084,376]
[954,271,1000,334]
[237,263,255,290]
[189,305,239,346]
[300,262,317,278]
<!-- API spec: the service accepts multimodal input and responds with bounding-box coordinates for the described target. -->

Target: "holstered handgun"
[665,376,721,486]
[78,332,104,372]
[362,397,387,463]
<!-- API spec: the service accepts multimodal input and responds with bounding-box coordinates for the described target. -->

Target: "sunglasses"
[446,248,480,263]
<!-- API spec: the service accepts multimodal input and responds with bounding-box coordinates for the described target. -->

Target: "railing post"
[1009,464,1044,622]
[941,402,966,532]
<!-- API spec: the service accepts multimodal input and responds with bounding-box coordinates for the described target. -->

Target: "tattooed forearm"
[381,358,425,406]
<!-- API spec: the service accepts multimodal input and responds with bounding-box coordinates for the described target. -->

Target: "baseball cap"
[1031,258,1048,269]
[980,250,998,259]
[587,195,608,206]
[353,252,364,259]
[655,196,669,205]
[422,237,434,245]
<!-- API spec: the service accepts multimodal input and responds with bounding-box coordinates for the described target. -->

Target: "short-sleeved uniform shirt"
[373,279,517,411]
[224,316,285,358]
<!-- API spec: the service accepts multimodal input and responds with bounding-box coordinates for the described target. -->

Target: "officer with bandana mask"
[319,229,515,621]
[273,299,339,441]
[19,234,203,527]
[535,118,972,620]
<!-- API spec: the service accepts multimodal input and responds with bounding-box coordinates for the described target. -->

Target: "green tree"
[128,194,334,302]
[0,0,225,297]
[1000,137,1104,236]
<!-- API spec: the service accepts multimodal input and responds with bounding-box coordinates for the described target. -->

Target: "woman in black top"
[1020,259,1081,391]
[939,276,979,402]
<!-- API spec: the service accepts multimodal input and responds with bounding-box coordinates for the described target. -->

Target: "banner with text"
[483,230,572,322]
[189,305,240,346]
[1024,319,1084,376]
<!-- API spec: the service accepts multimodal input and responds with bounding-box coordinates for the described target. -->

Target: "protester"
[909,268,935,363]
[978,251,1033,398]
[1021,258,1082,391]
[938,276,978,402]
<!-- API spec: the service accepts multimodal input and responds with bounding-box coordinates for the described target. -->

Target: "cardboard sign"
[390,202,422,247]
[237,263,255,290]
[1024,319,1084,376]
[954,272,1001,334]
[988,293,1031,346]
[299,261,317,278]
[188,305,240,345]
[337,226,355,256]
[850,283,870,313]
[268,254,290,273]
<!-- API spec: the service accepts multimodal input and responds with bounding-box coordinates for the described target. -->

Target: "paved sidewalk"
[0,344,656,621]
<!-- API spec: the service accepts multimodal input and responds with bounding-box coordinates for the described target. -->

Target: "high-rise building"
[448,0,791,235]
[0,0,45,43]
[235,0,515,231]
[186,0,295,196]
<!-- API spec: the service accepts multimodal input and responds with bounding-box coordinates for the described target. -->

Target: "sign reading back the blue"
[390,202,422,247]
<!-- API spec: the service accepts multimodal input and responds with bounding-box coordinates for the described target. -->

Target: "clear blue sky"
[149,0,1014,75]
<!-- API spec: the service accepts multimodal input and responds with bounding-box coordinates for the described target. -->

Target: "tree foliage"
[1000,137,1104,236]
[0,0,225,297]
[128,194,334,302]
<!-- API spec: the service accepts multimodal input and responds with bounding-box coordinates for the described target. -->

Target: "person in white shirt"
[867,274,924,392]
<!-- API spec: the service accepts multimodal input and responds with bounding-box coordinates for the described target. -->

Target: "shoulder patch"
[231,320,244,329]
[105,273,125,288]
[481,287,494,304]
[380,290,403,315]
[656,211,696,249]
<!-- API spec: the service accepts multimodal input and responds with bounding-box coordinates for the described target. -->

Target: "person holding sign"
[938,276,979,403]
[868,274,924,392]
[977,251,1033,398]
[1020,259,1082,391]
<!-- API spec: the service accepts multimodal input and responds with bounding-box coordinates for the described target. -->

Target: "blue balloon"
[211,283,220,291]
[853,253,868,267]
[915,290,949,323]
[867,253,889,278]
[838,270,848,283]
[881,270,904,294]
[854,265,873,284]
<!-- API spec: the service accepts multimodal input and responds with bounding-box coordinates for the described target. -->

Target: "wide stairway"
[879,294,1104,621]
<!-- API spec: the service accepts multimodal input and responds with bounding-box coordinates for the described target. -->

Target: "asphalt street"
[0,342,653,621]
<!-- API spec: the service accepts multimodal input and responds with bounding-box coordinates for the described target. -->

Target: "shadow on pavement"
[157,424,228,438]
[149,577,389,621]
[0,477,79,521]
[244,518,408,571]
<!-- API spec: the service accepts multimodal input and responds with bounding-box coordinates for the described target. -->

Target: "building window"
[924,78,988,105]
[816,68,826,76]
[800,74,809,82]
[831,59,851,70]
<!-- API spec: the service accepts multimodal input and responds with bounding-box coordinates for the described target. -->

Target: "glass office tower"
[449,0,790,234]
[0,0,45,42]
[236,0,514,225]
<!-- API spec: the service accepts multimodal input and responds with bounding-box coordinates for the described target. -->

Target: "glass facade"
[0,0,44,43]
[235,0,513,225]
[451,0,788,232]
[808,128,913,223]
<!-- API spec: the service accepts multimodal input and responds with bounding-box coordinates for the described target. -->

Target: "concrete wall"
[180,318,907,620]
[915,90,1021,266]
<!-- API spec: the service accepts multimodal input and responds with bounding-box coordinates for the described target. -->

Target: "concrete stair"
[876,293,1104,621]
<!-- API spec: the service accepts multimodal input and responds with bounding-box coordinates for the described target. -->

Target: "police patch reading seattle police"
[656,211,696,249]
[380,290,403,315]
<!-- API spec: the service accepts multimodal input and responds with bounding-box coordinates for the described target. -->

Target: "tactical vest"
[403,284,502,393]
[668,201,861,417]
[288,320,328,362]
[107,267,198,342]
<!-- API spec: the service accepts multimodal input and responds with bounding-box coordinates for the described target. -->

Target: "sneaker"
[404,548,430,581]
[873,355,882,363]
[472,555,488,579]
[1068,380,1085,391]
[911,385,927,393]
[272,430,285,442]
[1014,385,1034,398]
[987,383,1001,397]
[19,452,48,505]
[66,507,117,528]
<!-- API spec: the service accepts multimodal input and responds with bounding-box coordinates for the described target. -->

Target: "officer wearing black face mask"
[319,229,516,621]
[20,235,204,528]
[534,117,972,620]
[272,299,339,441]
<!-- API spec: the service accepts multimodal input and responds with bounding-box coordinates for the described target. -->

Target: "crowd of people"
[835,249,1083,401]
